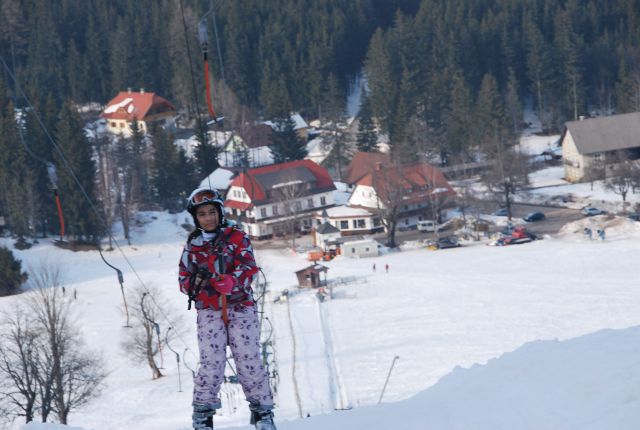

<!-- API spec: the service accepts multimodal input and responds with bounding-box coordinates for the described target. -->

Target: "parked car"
[628,213,640,221]
[427,236,461,250]
[524,212,546,222]
[417,220,442,232]
[581,207,604,216]
[493,208,509,216]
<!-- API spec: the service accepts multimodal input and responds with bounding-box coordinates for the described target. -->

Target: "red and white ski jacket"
[178,227,259,310]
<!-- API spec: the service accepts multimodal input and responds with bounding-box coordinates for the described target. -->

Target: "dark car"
[627,213,640,222]
[435,236,461,249]
[524,212,545,222]
[493,208,509,217]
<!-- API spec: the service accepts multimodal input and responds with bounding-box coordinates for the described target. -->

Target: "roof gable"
[316,222,340,234]
[564,112,640,155]
[355,162,455,204]
[228,159,336,205]
[102,90,176,121]
[344,151,391,184]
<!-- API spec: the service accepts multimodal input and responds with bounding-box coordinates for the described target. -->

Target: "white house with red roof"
[225,159,336,239]
[102,88,177,136]
[346,152,456,230]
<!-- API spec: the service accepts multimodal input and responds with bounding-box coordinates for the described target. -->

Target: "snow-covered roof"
[263,112,309,131]
[198,167,236,191]
[323,206,373,218]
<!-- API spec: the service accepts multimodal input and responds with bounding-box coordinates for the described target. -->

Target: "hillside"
[2,211,640,429]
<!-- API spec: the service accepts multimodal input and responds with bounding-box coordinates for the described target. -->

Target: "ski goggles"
[190,190,220,206]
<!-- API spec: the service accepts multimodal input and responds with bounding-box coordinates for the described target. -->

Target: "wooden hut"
[295,264,328,288]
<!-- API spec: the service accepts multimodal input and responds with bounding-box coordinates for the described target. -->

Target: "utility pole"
[378,355,400,404]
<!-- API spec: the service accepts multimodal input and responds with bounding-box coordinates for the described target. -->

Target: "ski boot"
[192,403,215,429]
[249,403,277,430]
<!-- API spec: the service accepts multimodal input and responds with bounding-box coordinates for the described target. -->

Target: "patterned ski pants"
[193,305,274,409]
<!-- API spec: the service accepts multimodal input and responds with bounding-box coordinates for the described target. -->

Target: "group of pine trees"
[3,0,640,239]
[0,0,418,118]
[0,71,198,242]
[364,0,640,164]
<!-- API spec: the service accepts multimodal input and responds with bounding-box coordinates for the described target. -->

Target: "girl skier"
[179,188,276,430]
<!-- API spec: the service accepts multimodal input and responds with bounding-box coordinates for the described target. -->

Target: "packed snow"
[1,207,639,430]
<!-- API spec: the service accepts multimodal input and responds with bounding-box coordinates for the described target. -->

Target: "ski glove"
[211,274,236,295]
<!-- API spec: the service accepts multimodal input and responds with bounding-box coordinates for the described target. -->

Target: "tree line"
[0,0,419,118]
[364,0,640,164]
[0,71,199,242]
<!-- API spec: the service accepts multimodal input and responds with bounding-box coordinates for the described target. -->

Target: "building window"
[365,247,370,252]
[340,220,349,229]
[110,122,116,127]
[295,201,302,210]
[352,220,357,229]
[356,219,365,228]
[119,122,124,128]
[351,248,356,253]
[272,205,279,215]
[260,208,267,217]
[320,196,326,205]
[307,198,314,208]
[373,217,381,227]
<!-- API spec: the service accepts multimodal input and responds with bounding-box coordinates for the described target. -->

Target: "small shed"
[295,264,328,288]
[341,238,379,258]
[314,221,341,251]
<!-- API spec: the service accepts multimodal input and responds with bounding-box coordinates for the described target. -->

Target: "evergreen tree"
[53,101,101,242]
[616,57,636,114]
[505,68,523,136]
[356,92,378,152]
[269,115,307,164]
[0,89,30,237]
[150,125,195,211]
[364,28,397,135]
[0,247,27,296]
[128,118,152,208]
[445,71,473,160]
[23,92,58,237]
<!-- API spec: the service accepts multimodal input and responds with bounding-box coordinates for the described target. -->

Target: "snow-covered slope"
[3,211,640,430]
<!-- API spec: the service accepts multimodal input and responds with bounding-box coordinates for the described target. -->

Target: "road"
[374,203,584,244]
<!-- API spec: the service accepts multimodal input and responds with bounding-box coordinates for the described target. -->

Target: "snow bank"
[558,215,640,239]
[227,326,640,430]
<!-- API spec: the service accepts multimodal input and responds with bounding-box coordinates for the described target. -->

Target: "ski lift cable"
[0,53,201,362]
[179,0,214,192]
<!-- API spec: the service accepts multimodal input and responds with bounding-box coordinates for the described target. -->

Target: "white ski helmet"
[187,188,226,228]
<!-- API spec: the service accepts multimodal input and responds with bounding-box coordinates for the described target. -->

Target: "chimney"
[140,88,145,94]
[127,87,132,94]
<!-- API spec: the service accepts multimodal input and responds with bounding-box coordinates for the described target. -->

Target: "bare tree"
[605,152,640,212]
[271,171,311,249]
[371,162,412,248]
[28,265,106,424]
[481,134,530,220]
[0,306,39,424]
[122,285,180,380]
[0,263,105,426]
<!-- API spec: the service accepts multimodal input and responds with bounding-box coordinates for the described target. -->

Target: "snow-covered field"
[2,208,640,430]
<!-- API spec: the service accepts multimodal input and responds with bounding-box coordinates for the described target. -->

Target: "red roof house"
[102,89,176,136]
[225,159,336,239]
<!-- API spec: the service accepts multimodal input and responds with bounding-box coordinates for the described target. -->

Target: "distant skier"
[373,263,376,272]
[598,228,606,241]
[583,227,593,240]
[179,188,276,430]
[385,263,389,273]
